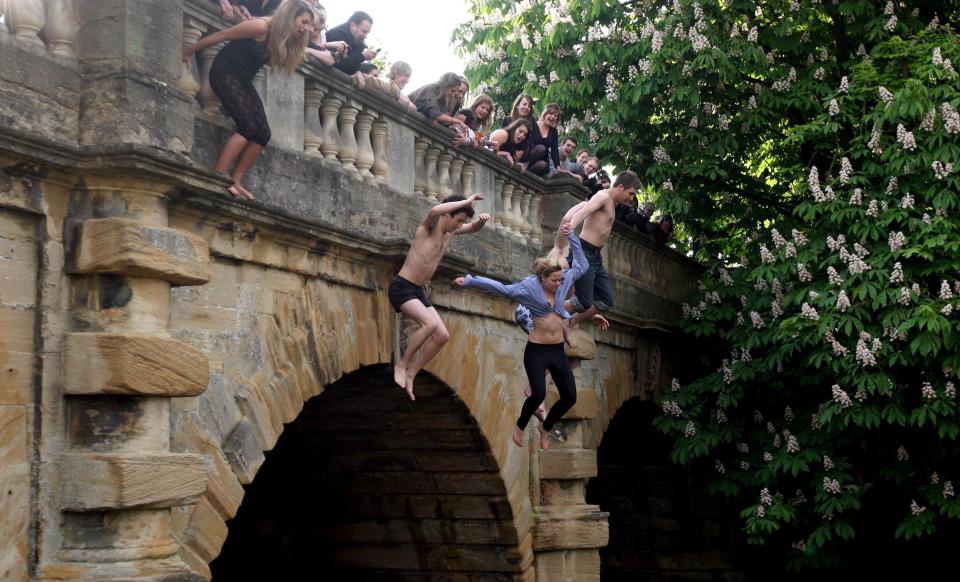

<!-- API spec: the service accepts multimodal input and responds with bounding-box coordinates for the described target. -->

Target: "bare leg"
[513,427,525,447]
[215,133,248,174]
[537,422,550,450]
[569,305,600,329]
[230,142,264,198]
[395,300,439,393]
[404,309,450,399]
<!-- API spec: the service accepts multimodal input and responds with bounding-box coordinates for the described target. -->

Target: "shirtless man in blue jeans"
[565,170,641,328]
[389,194,489,400]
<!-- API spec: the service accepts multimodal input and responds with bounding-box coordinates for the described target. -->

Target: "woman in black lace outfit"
[184,0,314,200]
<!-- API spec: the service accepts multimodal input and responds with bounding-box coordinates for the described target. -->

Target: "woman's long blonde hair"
[266,0,313,75]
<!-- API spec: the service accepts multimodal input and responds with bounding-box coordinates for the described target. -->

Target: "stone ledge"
[60,453,207,511]
[538,449,597,480]
[532,505,609,551]
[63,332,209,397]
[74,217,210,285]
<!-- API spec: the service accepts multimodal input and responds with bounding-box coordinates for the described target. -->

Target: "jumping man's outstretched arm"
[569,191,609,230]
[422,193,485,229]
[454,213,491,235]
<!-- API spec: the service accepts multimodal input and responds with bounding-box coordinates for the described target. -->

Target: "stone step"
[532,504,609,551]
[538,448,597,480]
[59,453,207,511]
[63,332,208,397]
[72,217,210,285]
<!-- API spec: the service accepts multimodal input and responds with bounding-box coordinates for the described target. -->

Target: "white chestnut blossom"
[801,303,819,320]
[832,384,852,408]
[836,290,851,311]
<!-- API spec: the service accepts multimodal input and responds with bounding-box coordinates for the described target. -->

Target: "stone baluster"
[530,192,544,247]
[412,138,428,194]
[437,152,453,197]
[303,80,325,158]
[337,99,360,172]
[44,0,76,58]
[254,69,266,101]
[449,157,465,196]
[177,16,204,100]
[519,188,534,243]
[608,236,623,275]
[199,43,223,115]
[354,108,376,179]
[7,0,44,48]
[370,116,389,183]
[500,181,517,235]
[493,177,505,231]
[462,161,476,197]
[319,91,343,160]
[424,145,441,200]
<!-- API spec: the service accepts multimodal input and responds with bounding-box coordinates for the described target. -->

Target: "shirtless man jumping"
[565,170,641,328]
[390,194,490,400]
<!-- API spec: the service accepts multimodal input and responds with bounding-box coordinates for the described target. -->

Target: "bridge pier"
[51,176,212,580]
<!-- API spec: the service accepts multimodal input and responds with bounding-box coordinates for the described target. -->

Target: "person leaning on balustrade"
[408,73,470,142]
[325,11,377,88]
[350,62,417,112]
[500,94,536,129]
[487,118,532,169]
[185,0,314,200]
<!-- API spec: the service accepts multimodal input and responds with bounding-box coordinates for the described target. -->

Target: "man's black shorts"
[388,275,433,312]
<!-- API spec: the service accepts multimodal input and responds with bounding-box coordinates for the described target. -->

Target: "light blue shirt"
[463,230,587,320]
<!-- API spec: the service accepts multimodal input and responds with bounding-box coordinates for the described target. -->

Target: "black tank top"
[212,38,270,83]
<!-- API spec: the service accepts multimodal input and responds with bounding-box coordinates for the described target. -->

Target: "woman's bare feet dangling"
[537,423,550,450]
[512,427,525,448]
[230,183,256,200]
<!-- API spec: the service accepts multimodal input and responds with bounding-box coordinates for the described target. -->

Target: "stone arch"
[210,366,524,580]
[166,274,532,579]
[585,397,738,580]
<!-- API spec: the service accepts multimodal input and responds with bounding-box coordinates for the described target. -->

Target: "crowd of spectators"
[199,0,672,245]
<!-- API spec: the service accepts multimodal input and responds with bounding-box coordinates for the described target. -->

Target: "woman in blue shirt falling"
[454,223,587,450]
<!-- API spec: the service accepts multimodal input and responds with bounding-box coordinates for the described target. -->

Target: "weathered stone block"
[177,497,228,563]
[532,505,609,551]
[538,449,597,480]
[63,332,209,396]
[221,418,264,485]
[564,329,596,360]
[74,218,210,285]
[545,389,600,420]
[0,406,29,577]
[60,453,207,510]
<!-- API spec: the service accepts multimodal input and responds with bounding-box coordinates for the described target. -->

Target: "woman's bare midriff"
[529,312,565,344]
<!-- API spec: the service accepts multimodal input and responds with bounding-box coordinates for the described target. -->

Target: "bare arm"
[569,192,609,230]
[184,19,268,65]
[422,193,485,229]
[454,213,490,235]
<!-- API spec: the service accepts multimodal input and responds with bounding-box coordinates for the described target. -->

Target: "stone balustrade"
[3,0,77,57]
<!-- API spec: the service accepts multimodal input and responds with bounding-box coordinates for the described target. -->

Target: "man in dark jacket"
[326,11,376,83]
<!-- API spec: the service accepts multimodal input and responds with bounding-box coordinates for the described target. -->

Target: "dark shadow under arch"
[585,398,738,581]
[211,365,521,581]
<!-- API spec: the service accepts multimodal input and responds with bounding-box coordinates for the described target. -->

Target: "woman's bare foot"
[228,184,256,201]
[393,364,407,390]
[537,423,550,450]
[535,404,547,423]
[512,427,525,448]
[404,376,416,402]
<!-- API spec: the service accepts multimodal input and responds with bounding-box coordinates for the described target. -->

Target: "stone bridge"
[0,2,707,580]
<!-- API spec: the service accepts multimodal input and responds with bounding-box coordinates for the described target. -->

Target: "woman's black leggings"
[518,341,577,431]
[209,65,272,147]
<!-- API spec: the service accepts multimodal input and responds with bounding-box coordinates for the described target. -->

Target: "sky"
[324,0,471,91]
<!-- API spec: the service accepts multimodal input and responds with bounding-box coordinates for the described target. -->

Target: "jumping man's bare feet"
[513,427,525,448]
[404,376,416,402]
[537,423,550,450]
[393,364,407,390]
